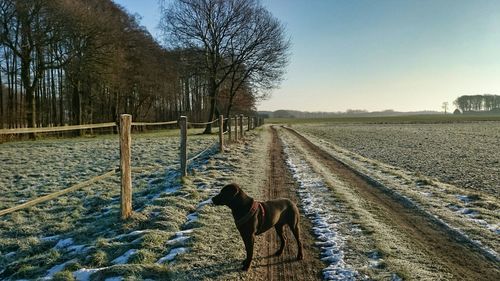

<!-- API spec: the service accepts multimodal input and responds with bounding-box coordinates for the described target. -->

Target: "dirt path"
[284,126,500,280]
[245,126,325,281]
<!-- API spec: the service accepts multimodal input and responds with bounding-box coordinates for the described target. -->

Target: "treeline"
[262,109,440,119]
[0,0,258,129]
[454,95,500,113]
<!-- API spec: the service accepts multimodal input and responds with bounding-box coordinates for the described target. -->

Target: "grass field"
[291,121,500,197]
[0,128,222,280]
[267,114,500,125]
[285,119,499,261]
[1,120,498,280]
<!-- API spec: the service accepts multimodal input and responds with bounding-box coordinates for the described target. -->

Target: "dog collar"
[235,200,260,228]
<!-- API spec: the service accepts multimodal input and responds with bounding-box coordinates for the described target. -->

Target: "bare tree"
[442,102,448,114]
[223,6,289,121]
[160,0,289,133]
[0,0,68,129]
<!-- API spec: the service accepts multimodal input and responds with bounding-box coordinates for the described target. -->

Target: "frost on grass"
[295,122,500,196]
[293,124,500,260]
[0,130,220,280]
[166,131,267,280]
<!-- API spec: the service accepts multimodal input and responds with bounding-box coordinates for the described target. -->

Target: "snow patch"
[176,229,194,236]
[186,212,198,224]
[197,198,212,209]
[111,249,137,264]
[113,230,149,241]
[5,251,16,258]
[156,247,188,264]
[166,236,190,246]
[67,244,88,254]
[456,195,473,203]
[73,267,107,281]
[54,238,74,249]
[40,235,61,242]
[43,259,78,279]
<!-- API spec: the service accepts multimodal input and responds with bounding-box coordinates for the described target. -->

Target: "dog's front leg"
[241,234,255,271]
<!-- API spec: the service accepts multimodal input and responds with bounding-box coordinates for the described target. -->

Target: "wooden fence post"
[234,115,238,142]
[239,115,244,139]
[120,114,132,220]
[179,116,187,177]
[218,115,224,152]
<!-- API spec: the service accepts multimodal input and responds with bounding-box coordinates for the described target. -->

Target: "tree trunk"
[13,52,19,127]
[58,67,64,125]
[50,66,56,126]
[203,77,217,134]
[224,103,233,132]
[21,56,36,129]
[184,77,190,113]
[5,49,13,128]
[72,80,83,135]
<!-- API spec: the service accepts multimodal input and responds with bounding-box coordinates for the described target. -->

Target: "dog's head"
[212,183,240,206]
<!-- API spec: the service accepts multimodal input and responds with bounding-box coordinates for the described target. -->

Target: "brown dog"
[212,183,303,271]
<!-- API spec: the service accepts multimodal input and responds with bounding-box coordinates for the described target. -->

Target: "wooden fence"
[0,114,263,219]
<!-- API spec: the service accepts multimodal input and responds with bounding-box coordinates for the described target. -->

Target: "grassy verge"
[170,128,269,280]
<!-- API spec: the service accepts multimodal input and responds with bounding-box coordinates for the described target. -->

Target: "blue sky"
[114,0,500,112]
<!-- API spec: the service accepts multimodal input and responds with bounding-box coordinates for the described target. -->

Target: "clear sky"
[113,0,500,112]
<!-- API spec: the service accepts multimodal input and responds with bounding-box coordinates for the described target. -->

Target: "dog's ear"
[225,183,240,198]
[220,183,240,203]
[230,184,240,197]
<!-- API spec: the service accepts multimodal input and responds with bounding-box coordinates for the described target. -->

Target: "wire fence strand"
[188,139,219,162]
[0,169,118,217]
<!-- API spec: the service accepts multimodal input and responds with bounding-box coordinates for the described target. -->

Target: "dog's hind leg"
[274,224,286,257]
[291,222,304,260]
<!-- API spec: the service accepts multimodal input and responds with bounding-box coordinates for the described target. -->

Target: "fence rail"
[0,122,117,135]
[0,114,264,219]
[131,121,178,126]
